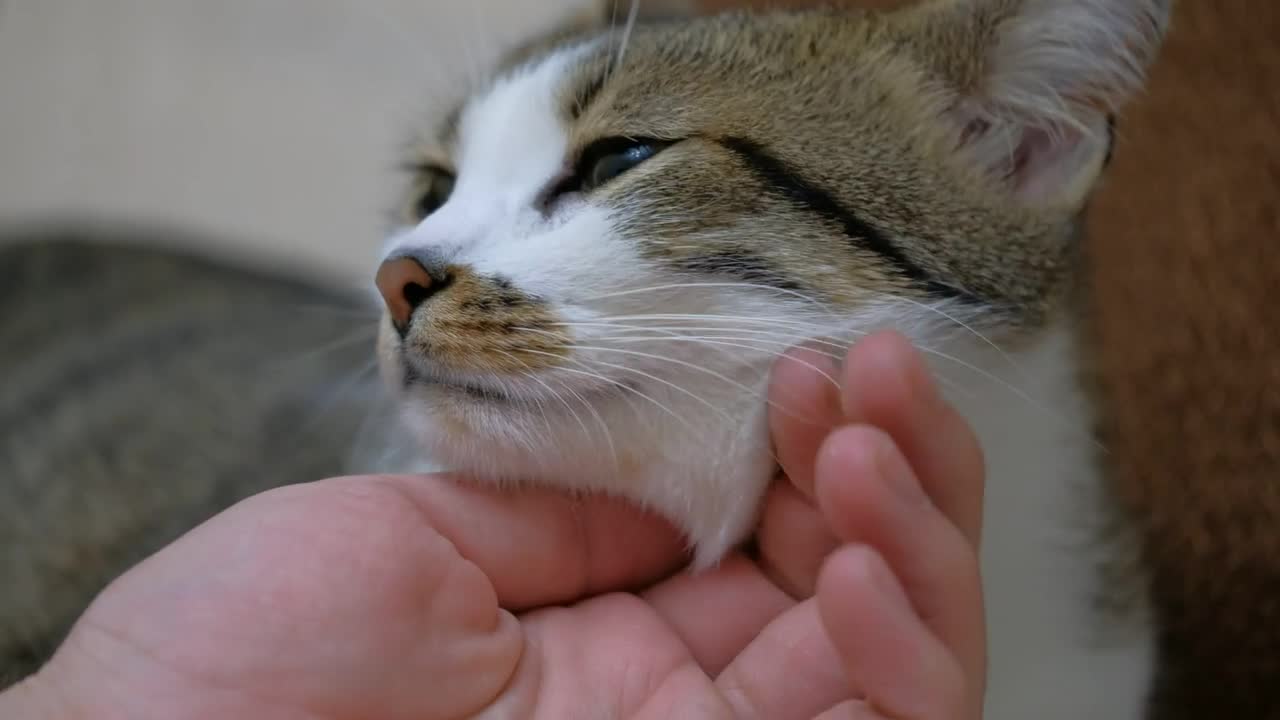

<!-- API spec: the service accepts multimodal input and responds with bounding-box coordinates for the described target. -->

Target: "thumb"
[365,473,690,609]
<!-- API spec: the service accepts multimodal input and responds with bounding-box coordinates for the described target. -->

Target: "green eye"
[413,167,455,220]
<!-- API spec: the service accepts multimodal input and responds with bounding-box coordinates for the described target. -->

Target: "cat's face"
[373,0,1169,563]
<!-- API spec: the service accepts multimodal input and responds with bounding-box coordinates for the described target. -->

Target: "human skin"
[0,331,986,719]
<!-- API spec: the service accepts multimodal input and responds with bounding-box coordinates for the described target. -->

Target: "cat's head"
[373,0,1170,562]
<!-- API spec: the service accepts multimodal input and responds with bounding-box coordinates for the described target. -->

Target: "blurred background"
[0,0,584,281]
[0,1,1276,716]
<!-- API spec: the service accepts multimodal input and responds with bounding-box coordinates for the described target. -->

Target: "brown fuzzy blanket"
[1087,2,1280,716]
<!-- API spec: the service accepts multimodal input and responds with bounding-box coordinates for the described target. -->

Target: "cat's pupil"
[588,144,656,189]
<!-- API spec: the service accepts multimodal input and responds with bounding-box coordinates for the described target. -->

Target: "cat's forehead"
[447,11,890,154]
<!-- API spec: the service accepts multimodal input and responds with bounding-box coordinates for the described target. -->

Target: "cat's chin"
[395,390,778,571]
[378,316,781,569]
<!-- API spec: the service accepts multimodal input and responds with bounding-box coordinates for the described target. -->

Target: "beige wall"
[0,0,582,281]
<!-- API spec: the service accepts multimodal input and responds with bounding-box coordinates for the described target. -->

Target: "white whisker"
[517,348,695,433]
[581,282,838,316]
[579,353,735,422]
[878,294,1029,383]
[279,358,379,451]
[261,328,379,373]
[494,348,614,468]
[569,312,1035,409]
[530,332,838,426]
[555,374,623,473]
[550,321,866,353]
[614,0,641,71]
[599,334,843,384]
[281,301,381,321]
[563,312,840,334]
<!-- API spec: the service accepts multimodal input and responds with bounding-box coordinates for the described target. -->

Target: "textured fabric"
[1085,2,1280,716]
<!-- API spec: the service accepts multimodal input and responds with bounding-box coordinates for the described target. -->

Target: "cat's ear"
[898,0,1172,207]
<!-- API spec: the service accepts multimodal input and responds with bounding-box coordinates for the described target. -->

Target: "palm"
[61,477,838,720]
[512,552,846,720]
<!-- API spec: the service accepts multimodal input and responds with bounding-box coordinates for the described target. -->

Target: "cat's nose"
[375,256,440,331]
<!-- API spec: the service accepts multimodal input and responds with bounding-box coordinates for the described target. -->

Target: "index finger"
[838,332,986,546]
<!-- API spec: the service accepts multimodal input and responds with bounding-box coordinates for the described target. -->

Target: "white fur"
[952,326,1154,720]
[377,45,1153,719]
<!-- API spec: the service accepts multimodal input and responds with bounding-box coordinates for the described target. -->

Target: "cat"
[0,0,1176,716]
[370,1,1171,718]
[0,225,382,686]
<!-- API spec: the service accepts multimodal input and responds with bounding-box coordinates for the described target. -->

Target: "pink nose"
[375,256,435,330]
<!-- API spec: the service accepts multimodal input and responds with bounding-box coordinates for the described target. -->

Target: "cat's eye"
[583,141,659,191]
[412,166,456,220]
[568,137,670,195]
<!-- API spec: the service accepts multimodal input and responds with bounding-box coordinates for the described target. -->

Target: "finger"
[641,553,792,675]
[813,700,888,720]
[759,344,844,599]
[714,600,850,720]
[839,331,986,545]
[354,475,689,610]
[814,427,986,697]
[768,344,843,498]
[755,479,839,599]
[818,546,971,720]
[759,331,985,602]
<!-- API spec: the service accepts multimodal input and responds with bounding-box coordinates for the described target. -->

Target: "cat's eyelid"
[401,161,455,177]
[546,137,657,201]
[573,135,667,169]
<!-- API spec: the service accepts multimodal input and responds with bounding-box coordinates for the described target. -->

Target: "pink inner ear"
[959,111,1102,206]
[1010,123,1094,203]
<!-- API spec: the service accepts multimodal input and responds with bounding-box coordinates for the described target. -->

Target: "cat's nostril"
[375,256,441,332]
[401,280,432,309]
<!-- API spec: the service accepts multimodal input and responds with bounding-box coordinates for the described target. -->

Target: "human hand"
[0,331,986,720]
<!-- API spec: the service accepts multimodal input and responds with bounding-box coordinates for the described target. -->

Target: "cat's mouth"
[396,352,643,410]
[379,318,640,410]
[401,363,515,403]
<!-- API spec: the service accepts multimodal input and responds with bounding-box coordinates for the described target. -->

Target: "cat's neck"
[955,321,1154,720]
